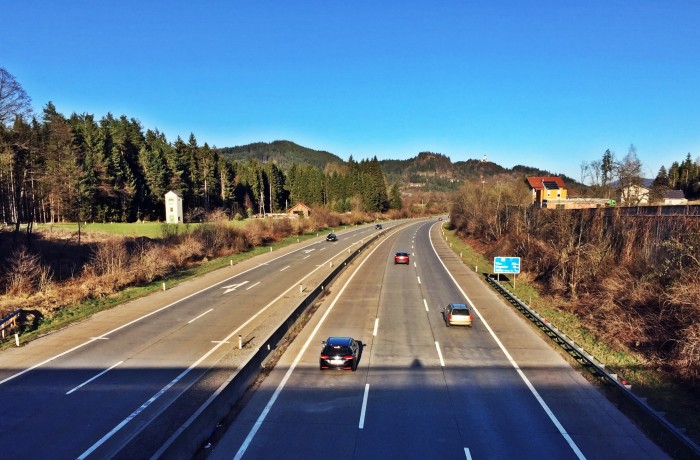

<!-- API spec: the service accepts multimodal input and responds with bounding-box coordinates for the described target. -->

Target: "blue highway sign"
[494,257,521,274]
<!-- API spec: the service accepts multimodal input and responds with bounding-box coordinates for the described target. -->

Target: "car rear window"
[323,345,350,355]
[451,308,469,315]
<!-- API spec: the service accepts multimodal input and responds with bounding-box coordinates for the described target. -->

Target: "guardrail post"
[162,282,166,291]
[15,333,20,347]
[238,335,242,349]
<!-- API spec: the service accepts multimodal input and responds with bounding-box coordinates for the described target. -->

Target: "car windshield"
[323,345,350,355]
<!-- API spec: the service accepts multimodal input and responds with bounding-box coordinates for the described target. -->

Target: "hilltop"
[216,141,581,191]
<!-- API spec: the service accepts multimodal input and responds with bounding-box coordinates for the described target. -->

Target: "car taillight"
[448,315,453,320]
[320,355,329,359]
[343,355,353,359]
[469,315,472,321]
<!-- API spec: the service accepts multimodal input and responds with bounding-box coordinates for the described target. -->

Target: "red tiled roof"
[526,176,566,190]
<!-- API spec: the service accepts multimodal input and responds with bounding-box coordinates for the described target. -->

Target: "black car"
[320,337,360,371]
[375,224,382,229]
[326,233,337,242]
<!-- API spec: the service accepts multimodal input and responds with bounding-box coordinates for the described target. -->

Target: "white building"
[165,191,183,223]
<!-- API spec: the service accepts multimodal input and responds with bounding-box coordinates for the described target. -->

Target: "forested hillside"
[214,140,344,171]
[0,105,393,230]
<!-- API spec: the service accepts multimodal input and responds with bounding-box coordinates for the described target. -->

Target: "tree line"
[0,70,398,235]
[580,145,700,201]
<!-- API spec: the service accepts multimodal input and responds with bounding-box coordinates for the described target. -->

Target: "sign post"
[493,256,521,287]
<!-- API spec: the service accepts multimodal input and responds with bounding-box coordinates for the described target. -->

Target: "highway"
[0,223,386,459]
[207,220,669,460]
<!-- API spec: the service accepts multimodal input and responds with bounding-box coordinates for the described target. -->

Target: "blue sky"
[3,1,699,181]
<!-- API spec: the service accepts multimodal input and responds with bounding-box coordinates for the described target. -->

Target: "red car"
[394,252,410,264]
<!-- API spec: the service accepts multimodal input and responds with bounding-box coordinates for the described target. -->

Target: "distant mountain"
[214,140,344,170]
[215,142,581,191]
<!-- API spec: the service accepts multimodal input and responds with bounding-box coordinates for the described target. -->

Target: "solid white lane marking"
[234,232,393,460]
[373,318,379,336]
[423,299,429,312]
[359,383,370,429]
[66,361,123,395]
[429,225,586,460]
[246,281,261,290]
[188,309,213,324]
[435,341,445,367]
[221,281,249,294]
[464,447,472,460]
[1,228,374,387]
[79,239,367,460]
[280,265,290,271]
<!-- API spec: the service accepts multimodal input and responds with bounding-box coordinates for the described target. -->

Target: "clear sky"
[2,1,699,181]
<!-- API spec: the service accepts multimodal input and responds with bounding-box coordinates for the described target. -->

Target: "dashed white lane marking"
[188,309,213,324]
[246,282,261,290]
[359,384,370,429]
[373,318,379,336]
[428,223,586,460]
[66,361,123,395]
[280,265,290,271]
[423,299,429,312]
[435,341,445,367]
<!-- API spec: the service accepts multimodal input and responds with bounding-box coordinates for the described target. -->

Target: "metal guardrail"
[485,274,700,459]
[155,225,394,459]
[0,309,21,340]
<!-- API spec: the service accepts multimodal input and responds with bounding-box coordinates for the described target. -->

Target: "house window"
[170,207,174,212]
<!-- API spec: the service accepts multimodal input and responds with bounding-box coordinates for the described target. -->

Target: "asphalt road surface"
[207,220,669,460]
[0,223,389,459]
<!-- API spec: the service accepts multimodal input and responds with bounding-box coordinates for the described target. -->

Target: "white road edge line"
[188,309,214,324]
[0,235,341,387]
[435,341,445,367]
[423,299,429,312]
[429,224,586,460]
[66,361,124,395]
[246,282,261,290]
[78,239,368,460]
[359,383,370,429]
[233,231,392,460]
[373,318,379,336]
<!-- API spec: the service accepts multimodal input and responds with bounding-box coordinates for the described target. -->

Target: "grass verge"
[1,228,331,351]
[442,224,700,456]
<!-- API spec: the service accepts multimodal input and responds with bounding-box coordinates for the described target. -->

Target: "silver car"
[443,303,472,327]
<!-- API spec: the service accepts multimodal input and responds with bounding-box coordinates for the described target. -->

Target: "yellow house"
[526,176,567,206]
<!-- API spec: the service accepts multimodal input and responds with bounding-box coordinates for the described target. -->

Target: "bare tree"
[615,144,644,204]
[0,67,33,126]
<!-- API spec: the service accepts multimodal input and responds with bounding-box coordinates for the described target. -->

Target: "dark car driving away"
[394,252,410,264]
[319,337,360,371]
[326,233,337,242]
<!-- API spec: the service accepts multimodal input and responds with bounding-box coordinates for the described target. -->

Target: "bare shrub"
[309,208,341,230]
[244,220,274,246]
[290,217,310,236]
[85,239,130,277]
[269,219,293,241]
[136,244,175,283]
[5,247,52,297]
[172,235,205,266]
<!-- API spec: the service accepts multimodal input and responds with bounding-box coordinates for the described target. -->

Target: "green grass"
[33,221,249,239]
